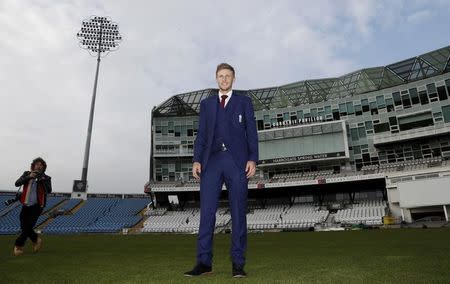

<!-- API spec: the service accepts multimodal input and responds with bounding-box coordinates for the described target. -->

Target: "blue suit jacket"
[193,90,259,170]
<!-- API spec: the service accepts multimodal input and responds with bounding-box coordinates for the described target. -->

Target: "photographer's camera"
[4,194,20,206]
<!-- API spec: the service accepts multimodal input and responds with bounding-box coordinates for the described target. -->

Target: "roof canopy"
[153,46,450,116]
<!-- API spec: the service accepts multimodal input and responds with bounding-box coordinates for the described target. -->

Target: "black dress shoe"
[232,263,247,278]
[184,263,212,277]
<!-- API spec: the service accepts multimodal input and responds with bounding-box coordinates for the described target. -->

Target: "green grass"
[1,228,450,283]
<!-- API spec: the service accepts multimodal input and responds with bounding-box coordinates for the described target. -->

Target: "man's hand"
[192,162,202,181]
[29,171,37,178]
[245,161,256,178]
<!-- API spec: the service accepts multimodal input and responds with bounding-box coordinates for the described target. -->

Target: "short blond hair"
[216,63,235,76]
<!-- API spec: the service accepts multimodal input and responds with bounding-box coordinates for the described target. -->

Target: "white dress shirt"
[218,90,232,107]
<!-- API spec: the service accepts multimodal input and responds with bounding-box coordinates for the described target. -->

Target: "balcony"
[373,124,450,146]
[153,149,194,157]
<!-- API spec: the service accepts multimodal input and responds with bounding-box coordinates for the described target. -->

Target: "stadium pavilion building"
[147,45,450,230]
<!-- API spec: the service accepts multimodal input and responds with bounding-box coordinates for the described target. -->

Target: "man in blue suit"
[184,63,258,278]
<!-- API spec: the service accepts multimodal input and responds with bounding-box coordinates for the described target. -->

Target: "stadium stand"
[143,207,232,234]
[334,200,386,225]
[43,198,148,234]
[0,194,16,213]
[0,205,21,235]
[142,201,382,233]
[58,198,83,213]
[142,208,198,233]
[86,198,148,233]
[35,197,66,227]
[0,194,389,234]
[278,204,329,229]
[0,196,65,234]
[247,204,285,230]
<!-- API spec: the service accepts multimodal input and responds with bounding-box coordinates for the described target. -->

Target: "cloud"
[0,0,447,193]
[406,9,432,24]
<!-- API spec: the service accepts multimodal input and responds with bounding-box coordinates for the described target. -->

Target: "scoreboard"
[258,120,349,166]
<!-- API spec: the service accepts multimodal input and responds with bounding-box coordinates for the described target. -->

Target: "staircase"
[127,207,150,234]
[315,213,345,231]
[36,199,72,230]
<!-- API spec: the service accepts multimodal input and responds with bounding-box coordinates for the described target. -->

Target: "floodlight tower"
[72,16,122,199]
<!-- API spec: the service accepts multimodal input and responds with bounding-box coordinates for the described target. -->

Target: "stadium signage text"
[259,151,346,165]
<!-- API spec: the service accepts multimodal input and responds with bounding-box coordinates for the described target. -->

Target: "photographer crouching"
[13,157,52,256]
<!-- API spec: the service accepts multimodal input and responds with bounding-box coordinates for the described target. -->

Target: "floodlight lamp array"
[76,16,122,55]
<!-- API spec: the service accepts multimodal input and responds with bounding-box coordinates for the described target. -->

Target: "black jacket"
[15,171,52,207]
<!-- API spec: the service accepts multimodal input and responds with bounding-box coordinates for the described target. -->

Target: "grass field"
[1,228,450,283]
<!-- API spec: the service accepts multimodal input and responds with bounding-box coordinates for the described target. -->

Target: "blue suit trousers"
[196,150,248,267]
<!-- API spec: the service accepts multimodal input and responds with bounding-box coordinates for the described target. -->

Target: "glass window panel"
[426,83,437,95]
[385,98,394,112]
[350,128,359,141]
[401,95,411,108]
[419,91,429,105]
[174,126,181,137]
[446,79,450,98]
[346,102,355,115]
[437,86,448,101]
[376,95,385,108]
[355,104,362,115]
[370,102,378,115]
[443,105,450,123]
[389,116,398,126]
[361,99,370,112]
[409,88,420,104]
[398,112,433,131]
[358,127,366,138]
[332,109,340,120]
[374,123,390,133]
[385,98,393,106]
[392,92,402,106]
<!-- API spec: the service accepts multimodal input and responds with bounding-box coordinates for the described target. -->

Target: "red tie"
[220,95,228,108]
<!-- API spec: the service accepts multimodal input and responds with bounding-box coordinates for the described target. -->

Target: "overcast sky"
[0,0,449,194]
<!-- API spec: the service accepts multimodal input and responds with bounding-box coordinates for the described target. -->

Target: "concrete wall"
[398,176,450,208]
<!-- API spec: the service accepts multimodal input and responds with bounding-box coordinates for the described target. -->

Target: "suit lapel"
[225,92,238,119]
[207,90,219,139]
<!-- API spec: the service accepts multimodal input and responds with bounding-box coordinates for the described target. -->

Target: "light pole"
[73,16,122,198]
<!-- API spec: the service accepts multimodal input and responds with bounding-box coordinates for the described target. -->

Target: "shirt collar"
[218,90,232,99]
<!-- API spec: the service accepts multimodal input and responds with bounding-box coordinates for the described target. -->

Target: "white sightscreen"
[398,176,450,208]
[259,132,346,161]
[257,120,349,165]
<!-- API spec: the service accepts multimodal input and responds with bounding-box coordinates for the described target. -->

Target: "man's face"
[216,68,235,92]
[33,162,44,173]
